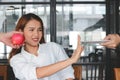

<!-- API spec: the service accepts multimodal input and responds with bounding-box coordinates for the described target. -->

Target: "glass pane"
[0,4,50,59]
[56,4,106,56]
[57,0,105,1]
[1,0,50,2]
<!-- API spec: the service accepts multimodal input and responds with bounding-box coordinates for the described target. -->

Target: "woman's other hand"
[0,31,23,48]
[101,34,120,49]
[70,35,84,63]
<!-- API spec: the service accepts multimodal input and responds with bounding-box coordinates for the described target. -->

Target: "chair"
[114,68,120,80]
[0,65,7,80]
[86,52,104,80]
[73,65,82,80]
[8,65,18,80]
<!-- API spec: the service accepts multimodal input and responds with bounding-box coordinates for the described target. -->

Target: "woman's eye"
[39,29,42,31]
[29,29,34,31]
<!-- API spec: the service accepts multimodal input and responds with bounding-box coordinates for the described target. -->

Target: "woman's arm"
[36,35,83,78]
[36,58,74,78]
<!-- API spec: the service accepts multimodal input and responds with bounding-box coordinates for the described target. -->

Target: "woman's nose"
[34,31,39,36]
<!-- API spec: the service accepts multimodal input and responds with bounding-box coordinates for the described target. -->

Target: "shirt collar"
[21,44,40,57]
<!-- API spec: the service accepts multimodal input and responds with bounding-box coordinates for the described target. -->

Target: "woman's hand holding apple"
[12,33,25,45]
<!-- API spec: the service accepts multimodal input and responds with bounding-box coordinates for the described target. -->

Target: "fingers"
[11,45,20,49]
[101,43,117,49]
[10,43,23,49]
[10,31,23,36]
[101,34,120,48]
[76,35,84,52]
[77,35,81,47]
[103,36,109,40]
[71,35,84,63]
[101,40,111,45]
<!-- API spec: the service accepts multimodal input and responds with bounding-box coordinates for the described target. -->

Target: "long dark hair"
[8,13,45,61]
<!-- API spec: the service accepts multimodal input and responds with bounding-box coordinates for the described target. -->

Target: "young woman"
[9,13,83,80]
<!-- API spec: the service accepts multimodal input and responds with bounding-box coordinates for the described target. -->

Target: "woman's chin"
[25,42,39,47]
[32,44,39,47]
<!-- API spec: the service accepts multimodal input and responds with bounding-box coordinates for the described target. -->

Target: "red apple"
[12,33,25,45]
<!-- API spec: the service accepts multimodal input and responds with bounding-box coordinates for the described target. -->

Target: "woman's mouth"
[32,38,39,42]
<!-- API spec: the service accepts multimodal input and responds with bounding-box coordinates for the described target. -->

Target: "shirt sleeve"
[51,42,75,79]
[10,55,37,80]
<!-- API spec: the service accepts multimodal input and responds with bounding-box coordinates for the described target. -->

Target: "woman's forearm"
[36,58,73,78]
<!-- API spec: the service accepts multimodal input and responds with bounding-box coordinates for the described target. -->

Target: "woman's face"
[23,19,43,47]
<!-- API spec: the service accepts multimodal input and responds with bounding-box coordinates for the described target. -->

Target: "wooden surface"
[114,68,120,80]
[0,65,7,80]
[73,65,82,80]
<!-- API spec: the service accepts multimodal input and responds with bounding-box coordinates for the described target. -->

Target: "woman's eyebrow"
[28,26,34,28]
[28,26,38,28]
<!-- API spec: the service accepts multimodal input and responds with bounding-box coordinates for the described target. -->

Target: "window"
[57,0,105,1]
[56,4,106,56]
[1,0,50,2]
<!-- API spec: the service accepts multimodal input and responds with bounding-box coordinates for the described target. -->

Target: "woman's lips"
[32,38,39,42]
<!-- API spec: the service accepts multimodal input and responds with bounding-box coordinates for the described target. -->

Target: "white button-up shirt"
[10,42,74,80]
